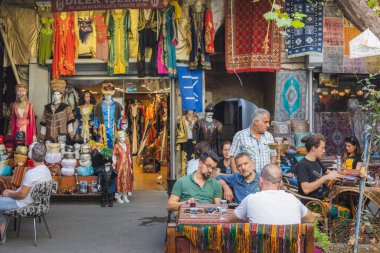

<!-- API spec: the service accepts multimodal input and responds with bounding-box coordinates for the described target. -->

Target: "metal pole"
[0,26,21,84]
[353,131,370,253]
[307,67,314,133]
[169,79,176,180]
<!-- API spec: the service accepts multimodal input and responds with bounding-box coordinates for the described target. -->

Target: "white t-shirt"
[234,190,308,225]
[16,165,52,208]
[186,158,199,176]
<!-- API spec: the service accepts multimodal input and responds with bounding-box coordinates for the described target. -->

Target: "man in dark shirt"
[296,134,342,200]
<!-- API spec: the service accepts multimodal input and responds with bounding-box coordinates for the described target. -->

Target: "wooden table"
[165,204,315,253]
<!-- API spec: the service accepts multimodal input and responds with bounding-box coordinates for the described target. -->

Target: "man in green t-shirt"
[166,151,222,211]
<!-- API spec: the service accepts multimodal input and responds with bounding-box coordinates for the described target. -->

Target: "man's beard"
[201,171,211,180]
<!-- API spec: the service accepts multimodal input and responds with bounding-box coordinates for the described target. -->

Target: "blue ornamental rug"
[275,70,307,122]
[285,0,323,58]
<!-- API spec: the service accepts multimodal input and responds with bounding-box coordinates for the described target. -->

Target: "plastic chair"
[3,180,54,246]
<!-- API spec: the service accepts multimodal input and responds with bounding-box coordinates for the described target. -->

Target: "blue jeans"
[0,197,19,224]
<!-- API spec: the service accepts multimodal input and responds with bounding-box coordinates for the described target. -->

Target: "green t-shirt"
[171,173,222,204]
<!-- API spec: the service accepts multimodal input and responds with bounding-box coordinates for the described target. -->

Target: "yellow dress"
[176,3,192,61]
[128,9,139,59]
[75,11,97,57]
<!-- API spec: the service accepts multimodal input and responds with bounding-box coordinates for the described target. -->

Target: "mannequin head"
[52,91,63,104]
[79,90,96,106]
[104,94,112,102]
[116,131,127,143]
[205,103,214,122]
[101,83,116,102]
[186,109,195,116]
[16,84,28,102]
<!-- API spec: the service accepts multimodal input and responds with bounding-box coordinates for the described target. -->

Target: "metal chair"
[3,180,54,246]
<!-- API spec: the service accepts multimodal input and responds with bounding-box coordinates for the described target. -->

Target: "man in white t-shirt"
[0,143,52,243]
[228,164,314,225]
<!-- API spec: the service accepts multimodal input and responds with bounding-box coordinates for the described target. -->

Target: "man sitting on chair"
[0,143,52,243]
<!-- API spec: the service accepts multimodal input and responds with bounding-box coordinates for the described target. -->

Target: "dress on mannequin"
[74,91,96,143]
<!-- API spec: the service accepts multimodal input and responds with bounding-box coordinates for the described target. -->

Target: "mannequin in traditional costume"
[177,109,198,174]
[37,11,53,65]
[97,157,117,207]
[75,11,96,57]
[188,0,212,70]
[158,99,169,162]
[138,97,157,156]
[108,9,131,75]
[40,80,75,142]
[194,103,222,155]
[137,9,158,77]
[112,131,133,204]
[127,100,144,155]
[8,84,37,146]
[52,12,77,80]
[94,83,122,149]
[74,90,96,143]
[93,10,109,61]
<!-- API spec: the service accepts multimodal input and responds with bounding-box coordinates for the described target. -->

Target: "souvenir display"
[8,84,37,146]
[61,157,76,176]
[194,103,223,155]
[40,80,75,142]
[45,142,62,176]
[112,131,133,204]
[94,83,123,149]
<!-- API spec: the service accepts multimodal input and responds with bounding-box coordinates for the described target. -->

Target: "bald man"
[228,164,314,225]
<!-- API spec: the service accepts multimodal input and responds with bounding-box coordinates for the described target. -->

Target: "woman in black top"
[343,136,363,171]
[217,140,232,174]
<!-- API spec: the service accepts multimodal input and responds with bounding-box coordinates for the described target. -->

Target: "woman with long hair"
[343,136,363,171]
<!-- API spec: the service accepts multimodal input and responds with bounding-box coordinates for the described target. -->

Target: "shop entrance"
[64,78,170,191]
[214,98,257,141]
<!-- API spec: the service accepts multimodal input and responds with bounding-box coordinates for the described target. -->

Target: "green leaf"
[294,12,307,20]
[291,19,305,28]
[277,18,292,27]
[263,11,278,21]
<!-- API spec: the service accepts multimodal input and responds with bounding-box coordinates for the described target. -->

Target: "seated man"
[228,164,314,225]
[167,151,222,211]
[0,143,52,243]
[216,152,259,203]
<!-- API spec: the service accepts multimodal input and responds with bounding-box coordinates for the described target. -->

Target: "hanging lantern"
[331,89,339,95]
[357,90,364,96]
[338,91,346,96]
[344,88,351,94]
[322,91,329,96]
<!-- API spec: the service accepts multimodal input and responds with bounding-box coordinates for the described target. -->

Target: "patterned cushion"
[295,132,311,148]
[10,166,27,188]
[3,180,53,218]
[291,119,309,133]
[272,121,291,134]
[273,133,295,147]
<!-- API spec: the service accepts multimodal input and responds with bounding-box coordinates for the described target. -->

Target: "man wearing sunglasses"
[216,152,259,204]
[167,151,222,211]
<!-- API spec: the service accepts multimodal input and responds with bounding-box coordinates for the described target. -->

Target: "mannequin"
[127,99,144,155]
[194,103,222,155]
[112,131,133,204]
[177,109,198,171]
[138,96,157,156]
[8,84,37,145]
[74,90,96,143]
[97,157,117,207]
[94,83,122,149]
[40,80,75,142]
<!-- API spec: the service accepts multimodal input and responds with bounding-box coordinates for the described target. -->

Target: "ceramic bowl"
[46,143,61,153]
[45,152,62,164]
[79,160,92,167]
[80,153,91,161]
[77,166,94,176]
[61,167,75,176]
[61,158,76,168]
[63,152,75,159]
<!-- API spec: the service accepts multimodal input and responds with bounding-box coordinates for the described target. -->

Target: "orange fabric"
[10,166,28,188]
[205,8,215,54]
[344,19,361,56]
[112,141,133,192]
[52,12,77,80]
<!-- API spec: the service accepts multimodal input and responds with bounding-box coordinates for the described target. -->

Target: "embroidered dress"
[93,13,108,61]
[161,5,178,78]
[189,4,211,70]
[175,4,192,61]
[74,105,95,143]
[38,17,53,65]
[10,101,37,145]
[112,141,133,193]
[108,10,131,75]
[75,11,96,57]
[127,104,143,155]
[52,12,77,80]
[204,8,215,54]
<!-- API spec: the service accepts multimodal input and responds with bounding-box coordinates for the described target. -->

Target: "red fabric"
[52,12,77,80]
[205,8,215,54]
[10,102,36,146]
[225,0,281,73]
[10,166,28,188]
[112,141,133,192]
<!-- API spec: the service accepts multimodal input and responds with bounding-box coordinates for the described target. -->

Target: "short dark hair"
[222,140,232,147]
[301,133,325,152]
[234,152,253,164]
[344,136,362,155]
[199,151,219,163]
[32,143,46,162]
[261,164,282,185]
[194,141,211,157]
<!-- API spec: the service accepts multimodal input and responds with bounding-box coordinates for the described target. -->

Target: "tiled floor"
[132,156,168,191]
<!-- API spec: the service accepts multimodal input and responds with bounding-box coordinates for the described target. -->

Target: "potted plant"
[314,220,330,252]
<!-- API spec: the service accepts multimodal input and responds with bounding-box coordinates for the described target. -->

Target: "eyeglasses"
[202,161,217,171]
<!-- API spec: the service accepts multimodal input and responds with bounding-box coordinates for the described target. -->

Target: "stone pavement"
[1,190,168,253]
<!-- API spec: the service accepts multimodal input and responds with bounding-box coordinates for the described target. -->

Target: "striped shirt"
[229,128,276,174]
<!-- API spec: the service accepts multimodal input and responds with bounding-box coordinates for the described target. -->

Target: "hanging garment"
[93,13,109,61]
[137,9,158,77]
[112,141,133,193]
[129,9,139,58]
[194,119,223,154]
[108,10,131,75]
[175,4,192,61]
[52,12,77,80]
[10,101,37,145]
[189,4,211,70]
[161,5,178,78]
[75,11,96,57]
[127,103,143,155]
[204,8,215,54]
[38,16,53,65]
[74,104,95,143]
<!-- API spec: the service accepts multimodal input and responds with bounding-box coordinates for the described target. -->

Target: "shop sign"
[51,0,164,12]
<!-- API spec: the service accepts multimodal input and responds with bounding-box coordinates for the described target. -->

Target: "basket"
[46,143,61,153]
[14,154,28,165]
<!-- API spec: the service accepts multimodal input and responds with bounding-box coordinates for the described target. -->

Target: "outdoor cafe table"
[165,204,315,253]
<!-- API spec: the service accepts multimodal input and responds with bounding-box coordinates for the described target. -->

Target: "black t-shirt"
[296,158,329,200]
[345,154,363,170]
[280,153,298,174]
[217,159,231,174]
